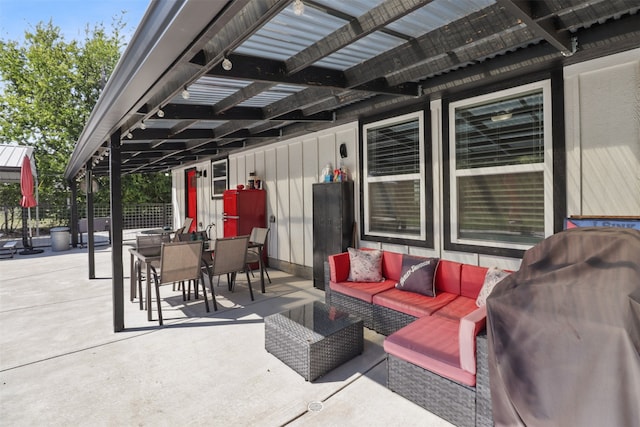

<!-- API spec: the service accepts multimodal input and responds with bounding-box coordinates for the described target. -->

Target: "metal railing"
[1,203,172,236]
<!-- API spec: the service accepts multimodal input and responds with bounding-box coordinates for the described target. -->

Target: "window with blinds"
[457,172,545,244]
[450,81,552,249]
[363,111,426,240]
[211,158,227,198]
[367,119,420,176]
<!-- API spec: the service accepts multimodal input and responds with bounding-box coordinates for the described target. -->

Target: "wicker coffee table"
[265,301,364,381]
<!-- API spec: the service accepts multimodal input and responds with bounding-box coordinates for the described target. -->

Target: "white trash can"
[50,227,70,251]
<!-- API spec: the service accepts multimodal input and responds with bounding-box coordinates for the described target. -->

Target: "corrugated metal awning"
[64,0,640,180]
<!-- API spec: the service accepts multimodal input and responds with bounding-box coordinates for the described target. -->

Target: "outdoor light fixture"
[181,87,190,100]
[293,0,304,16]
[222,57,233,71]
[339,143,347,158]
[139,121,146,130]
[126,132,133,139]
[491,112,512,122]
[157,108,165,118]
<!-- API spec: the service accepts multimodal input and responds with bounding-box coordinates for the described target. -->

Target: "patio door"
[185,167,197,232]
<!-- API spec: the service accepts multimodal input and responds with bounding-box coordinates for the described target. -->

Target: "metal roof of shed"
[0,144,36,183]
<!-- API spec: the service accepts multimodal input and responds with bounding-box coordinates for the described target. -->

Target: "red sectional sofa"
[325,250,495,427]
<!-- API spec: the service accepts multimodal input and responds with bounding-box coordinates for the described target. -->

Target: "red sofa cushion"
[372,288,457,318]
[329,279,396,303]
[381,251,403,282]
[435,260,462,295]
[433,295,478,321]
[460,264,488,299]
[384,315,476,386]
[329,252,350,282]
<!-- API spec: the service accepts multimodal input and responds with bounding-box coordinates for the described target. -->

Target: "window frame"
[360,109,433,247]
[210,158,228,199]
[448,79,554,252]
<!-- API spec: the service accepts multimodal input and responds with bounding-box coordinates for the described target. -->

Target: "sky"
[0,0,150,43]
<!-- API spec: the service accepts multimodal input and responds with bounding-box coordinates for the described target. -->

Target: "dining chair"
[182,217,193,232]
[171,217,194,241]
[247,227,271,287]
[132,234,169,309]
[151,240,207,325]
[176,231,213,303]
[208,235,253,303]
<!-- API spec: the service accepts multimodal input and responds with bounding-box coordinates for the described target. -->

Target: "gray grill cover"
[486,227,640,427]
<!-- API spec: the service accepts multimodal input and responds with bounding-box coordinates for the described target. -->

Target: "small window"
[449,80,553,250]
[211,159,227,198]
[363,111,427,242]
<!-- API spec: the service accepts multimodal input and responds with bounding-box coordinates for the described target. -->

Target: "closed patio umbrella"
[19,155,43,255]
[20,155,37,209]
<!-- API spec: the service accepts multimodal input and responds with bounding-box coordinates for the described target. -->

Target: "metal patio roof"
[64,0,640,180]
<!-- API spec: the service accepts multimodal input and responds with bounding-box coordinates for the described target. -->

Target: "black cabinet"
[313,181,354,290]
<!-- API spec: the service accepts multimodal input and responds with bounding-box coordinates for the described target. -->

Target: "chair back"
[249,227,270,246]
[158,241,203,285]
[182,217,193,232]
[211,235,250,276]
[171,228,182,242]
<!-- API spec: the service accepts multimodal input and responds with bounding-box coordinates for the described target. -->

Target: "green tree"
[0,20,121,205]
[121,173,172,204]
[1,18,171,208]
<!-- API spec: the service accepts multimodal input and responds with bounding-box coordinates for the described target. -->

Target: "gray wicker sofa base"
[387,333,492,427]
[324,283,375,329]
[325,285,419,336]
[323,264,417,334]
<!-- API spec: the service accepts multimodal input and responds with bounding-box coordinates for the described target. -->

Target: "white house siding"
[289,142,304,266]
[225,123,359,270]
[276,145,291,262]
[171,168,184,230]
[565,48,640,217]
[171,50,639,276]
[302,138,319,268]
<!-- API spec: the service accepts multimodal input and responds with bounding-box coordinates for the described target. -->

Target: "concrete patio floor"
[0,243,454,426]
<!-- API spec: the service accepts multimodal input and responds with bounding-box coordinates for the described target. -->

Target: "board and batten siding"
[564,48,640,217]
[227,123,358,272]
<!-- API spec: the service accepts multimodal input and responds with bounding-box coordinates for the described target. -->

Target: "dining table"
[139,228,173,237]
[129,238,267,321]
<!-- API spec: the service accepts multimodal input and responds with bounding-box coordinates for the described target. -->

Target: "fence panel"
[0,204,172,236]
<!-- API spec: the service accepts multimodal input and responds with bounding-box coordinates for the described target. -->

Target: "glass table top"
[275,301,360,336]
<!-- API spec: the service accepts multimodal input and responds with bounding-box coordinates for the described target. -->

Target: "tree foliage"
[120,173,172,205]
[0,17,171,208]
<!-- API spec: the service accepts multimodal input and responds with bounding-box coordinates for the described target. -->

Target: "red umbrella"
[20,155,37,208]
[19,154,43,254]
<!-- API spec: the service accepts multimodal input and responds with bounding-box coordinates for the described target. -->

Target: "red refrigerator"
[223,189,266,237]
